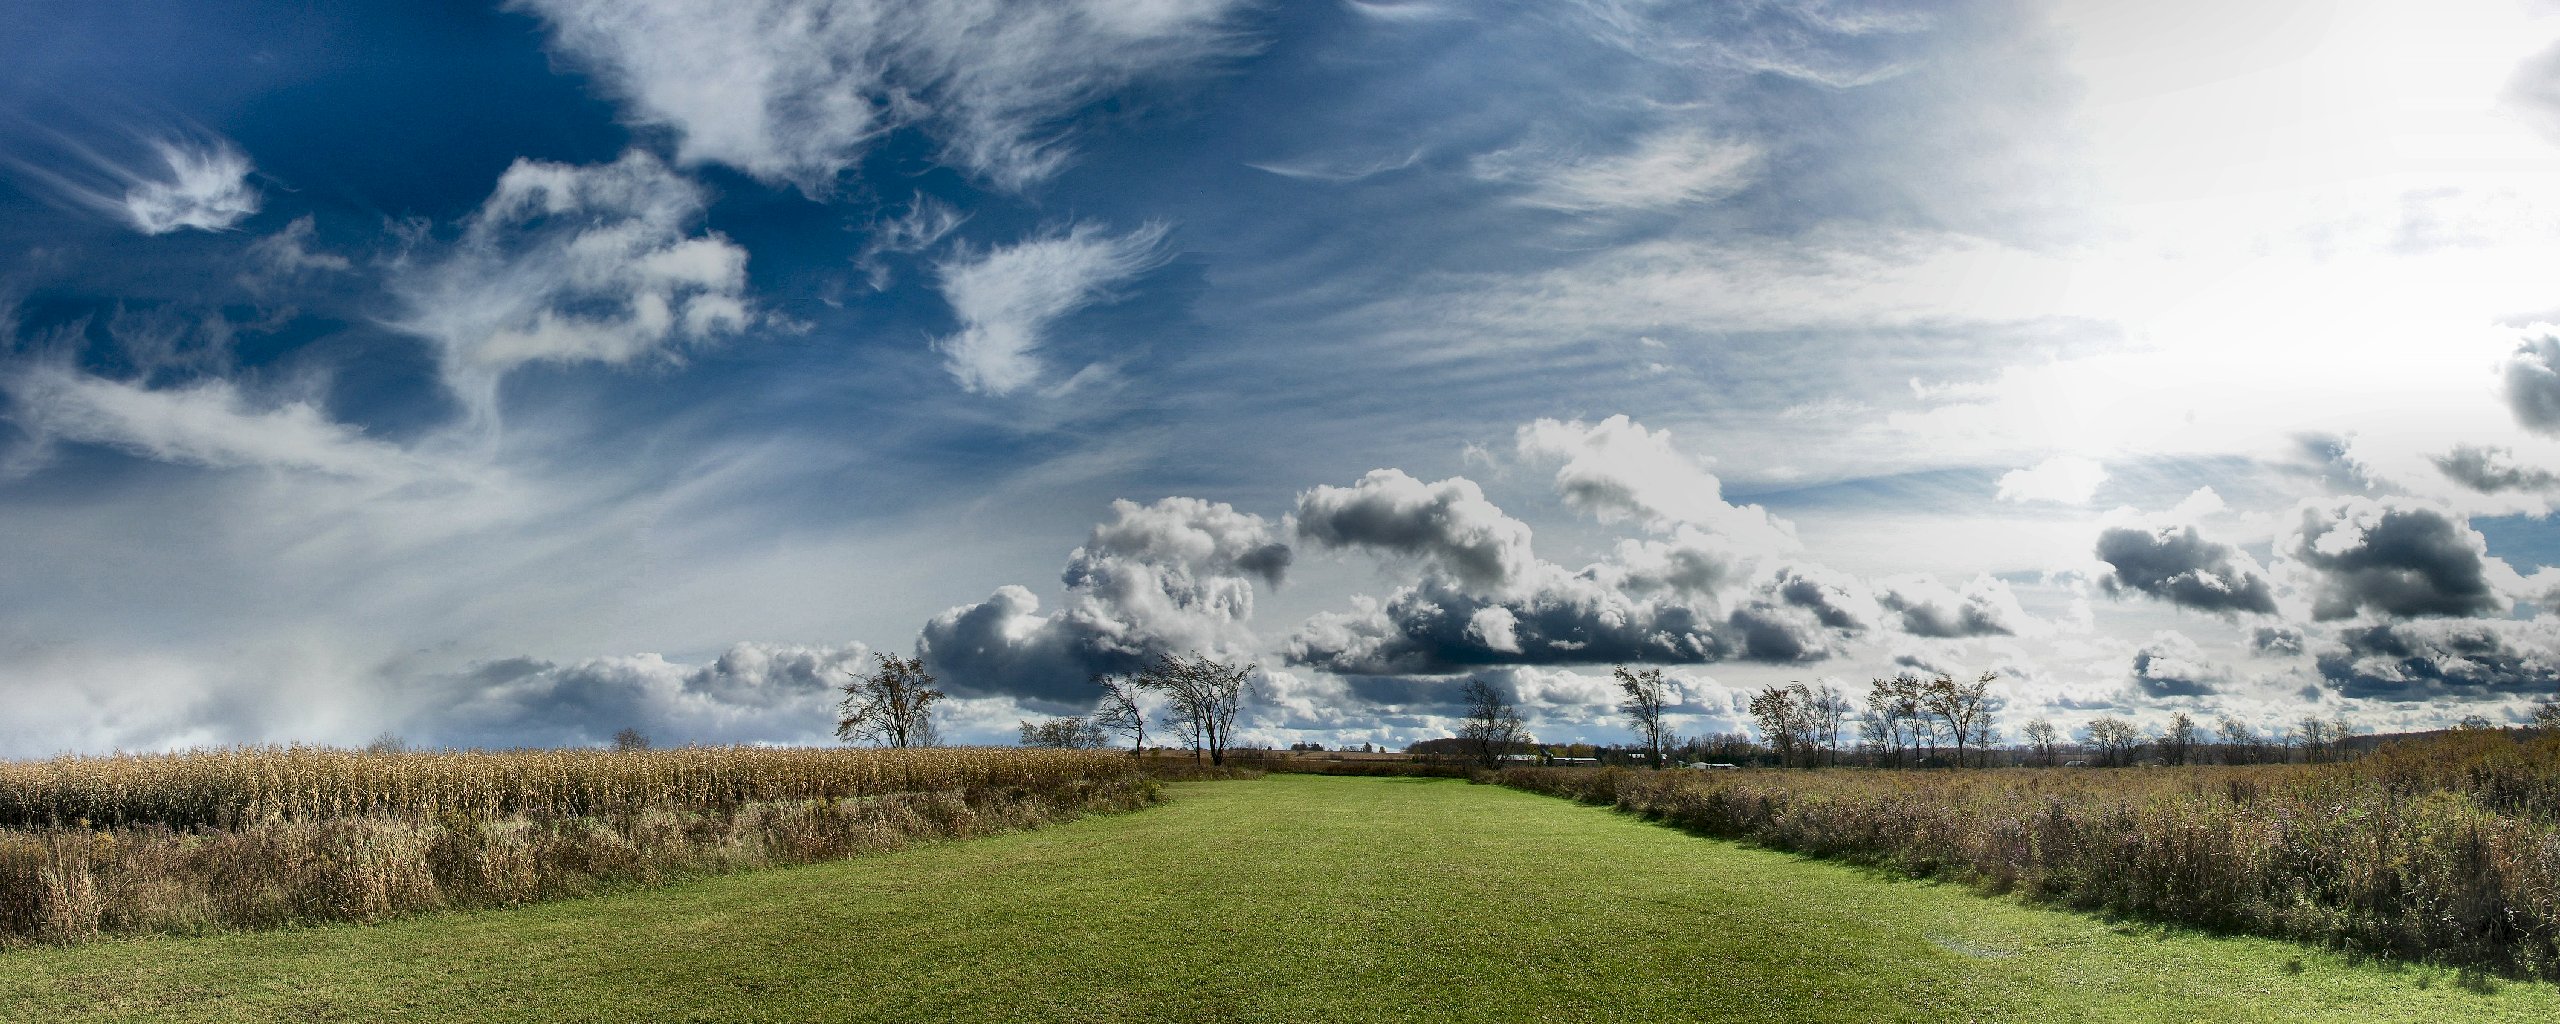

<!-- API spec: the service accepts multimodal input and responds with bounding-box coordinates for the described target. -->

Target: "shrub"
[0,746,1155,944]
[1487,730,2560,979]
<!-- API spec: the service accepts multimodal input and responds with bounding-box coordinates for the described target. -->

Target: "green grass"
[4,775,2556,1023]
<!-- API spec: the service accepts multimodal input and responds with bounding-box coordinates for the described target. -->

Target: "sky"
[6,0,2560,756]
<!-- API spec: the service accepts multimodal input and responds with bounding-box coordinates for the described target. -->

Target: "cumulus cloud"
[424,641,868,747]
[2503,333,2560,435]
[1294,468,1539,594]
[2433,444,2560,494]
[2315,619,2560,702]
[917,496,1286,706]
[119,139,260,234]
[932,222,1167,395]
[2284,498,2507,621]
[394,150,756,422]
[2129,630,2226,698]
[1995,454,2107,505]
[2094,523,2279,617]
[511,0,1251,190]
[1287,559,1869,676]
[1475,128,1760,212]
[1285,574,1732,675]
[1514,414,1797,553]
[1875,574,2028,637]
[2249,625,2306,657]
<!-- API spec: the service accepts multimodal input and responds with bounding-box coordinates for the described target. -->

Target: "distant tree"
[611,727,651,752]
[2215,716,2258,765]
[2156,711,2196,766]
[2330,713,2361,761]
[1457,678,1530,768]
[1140,652,1254,766]
[2022,718,2060,767]
[2456,713,2497,732]
[2084,716,2144,767]
[1018,716,1107,748]
[1613,666,1674,768]
[2536,697,2560,732]
[1093,674,1149,755]
[837,652,944,748]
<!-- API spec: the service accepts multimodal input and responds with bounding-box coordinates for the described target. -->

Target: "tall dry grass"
[1490,730,2560,978]
[0,746,1154,944]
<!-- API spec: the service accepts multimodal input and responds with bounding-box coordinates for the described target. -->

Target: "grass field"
[4,775,2556,1023]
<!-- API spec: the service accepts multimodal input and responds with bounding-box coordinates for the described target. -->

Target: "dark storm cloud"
[1875,576,2024,637]
[917,497,1287,707]
[2094,524,2280,617]
[2286,499,2506,621]
[1284,563,1868,676]
[422,642,865,748]
[2316,619,2560,702]
[2250,625,2306,657]
[2129,632,2226,698]
[2433,444,2560,494]
[1293,469,1538,594]
[2503,334,2560,435]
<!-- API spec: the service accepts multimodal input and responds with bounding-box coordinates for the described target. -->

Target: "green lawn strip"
[0,775,2552,1023]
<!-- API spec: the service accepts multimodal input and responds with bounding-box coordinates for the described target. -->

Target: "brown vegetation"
[0,746,1154,944]
[1488,729,2560,979]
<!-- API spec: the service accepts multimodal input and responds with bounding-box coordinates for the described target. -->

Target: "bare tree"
[2330,713,2361,762]
[2296,715,2334,764]
[1864,675,1925,767]
[1141,652,1254,766]
[2215,716,2258,765]
[2536,697,2560,732]
[611,727,651,752]
[1092,674,1148,755]
[2022,718,2060,767]
[1614,665,1674,768]
[2156,711,2196,766]
[1018,716,1106,748]
[1809,682,1849,766]
[2085,716,2144,767]
[837,652,944,748]
[1749,685,1808,768]
[1920,672,1999,768]
[1458,678,1529,768]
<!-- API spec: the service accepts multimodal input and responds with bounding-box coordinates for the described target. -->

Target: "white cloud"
[393,150,756,423]
[1476,128,1760,212]
[1995,454,2109,505]
[1516,414,1799,554]
[932,223,1167,395]
[3,366,424,482]
[512,0,1251,190]
[245,215,351,277]
[121,139,260,234]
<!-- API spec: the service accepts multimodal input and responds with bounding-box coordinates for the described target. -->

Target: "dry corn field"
[1492,730,2560,980]
[0,746,1155,944]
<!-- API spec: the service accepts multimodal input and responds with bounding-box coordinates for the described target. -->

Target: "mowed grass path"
[6,776,2558,1023]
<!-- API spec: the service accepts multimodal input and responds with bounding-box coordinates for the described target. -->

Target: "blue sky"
[7,0,2560,755]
